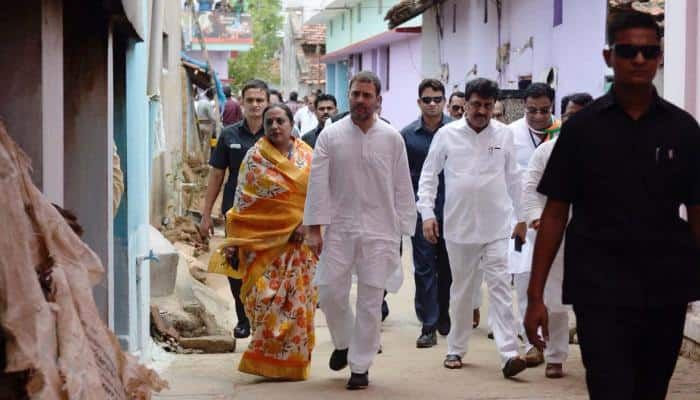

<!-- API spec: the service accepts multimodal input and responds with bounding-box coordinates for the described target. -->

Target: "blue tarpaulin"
[181,52,226,116]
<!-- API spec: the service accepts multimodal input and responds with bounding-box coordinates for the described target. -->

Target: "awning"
[321,27,421,63]
[181,53,226,111]
[121,0,146,40]
[385,0,445,29]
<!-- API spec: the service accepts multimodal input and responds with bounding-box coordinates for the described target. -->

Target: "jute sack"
[0,121,167,399]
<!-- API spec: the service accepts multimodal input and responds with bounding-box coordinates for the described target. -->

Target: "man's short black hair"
[241,79,270,100]
[223,85,232,98]
[525,82,555,103]
[448,91,465,103]
[270,89,284,103]
[560,95,571,116]
[568,92,594,108]
[315,93,337,109]
[418,79,445,97]
[289,91,298,102]
[607,10,661,45]
[349,71,382,96]
[464,78,499,101]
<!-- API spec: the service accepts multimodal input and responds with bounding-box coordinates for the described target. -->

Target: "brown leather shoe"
[545,363,564,378]
[525,347,544,367]
[502,356,527,378]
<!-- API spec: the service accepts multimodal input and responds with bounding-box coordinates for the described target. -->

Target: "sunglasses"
[451,105,464,112]
[611,44,661,60]
[420,96,445,104]
[526,107,552,115]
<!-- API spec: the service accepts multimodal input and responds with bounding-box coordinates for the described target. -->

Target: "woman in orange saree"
[208,103,317,380]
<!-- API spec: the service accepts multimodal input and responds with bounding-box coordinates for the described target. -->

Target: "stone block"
[179,336,236,353]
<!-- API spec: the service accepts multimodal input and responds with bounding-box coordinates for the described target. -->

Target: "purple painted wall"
[348,36,422,130]
[383,36,423,130]
[437,0,608,114]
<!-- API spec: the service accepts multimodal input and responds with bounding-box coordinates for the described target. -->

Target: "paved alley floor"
[154,240,700,400]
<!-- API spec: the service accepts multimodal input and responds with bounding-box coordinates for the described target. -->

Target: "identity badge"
[230,143,242,149]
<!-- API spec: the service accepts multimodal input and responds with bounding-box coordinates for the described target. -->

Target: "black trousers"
[228,277,249,327]
[574,304,687,400]
[411,217,451,333]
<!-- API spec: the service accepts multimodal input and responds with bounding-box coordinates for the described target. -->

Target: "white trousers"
[473,270,484,308]
[513,271,532,352]
[544,311,569,364]
[445,239,519,367]
[318,277,385,374]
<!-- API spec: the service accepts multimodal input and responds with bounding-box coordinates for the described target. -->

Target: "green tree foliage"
[229,0,283,93]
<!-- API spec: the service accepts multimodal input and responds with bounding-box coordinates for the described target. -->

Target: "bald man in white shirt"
[417,78,527,378]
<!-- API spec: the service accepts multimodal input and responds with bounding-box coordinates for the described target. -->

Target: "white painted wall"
[427,0,608,113]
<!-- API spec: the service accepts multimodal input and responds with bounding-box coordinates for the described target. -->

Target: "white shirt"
[523,138,557,225]
[510,117,544,171]
[508,117,545,273]
[303,115,416,241]
[294,106,319,135]
[522,138,568,311]
[417,118,524,244]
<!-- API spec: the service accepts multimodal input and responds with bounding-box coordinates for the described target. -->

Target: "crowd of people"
[196,10,700,399]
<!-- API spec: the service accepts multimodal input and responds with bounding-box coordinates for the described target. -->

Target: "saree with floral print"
[208,137,317,380]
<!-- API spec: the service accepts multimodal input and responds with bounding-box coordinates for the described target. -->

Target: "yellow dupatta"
[207,137,312,297]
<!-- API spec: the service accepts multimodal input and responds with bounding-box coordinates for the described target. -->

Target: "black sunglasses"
[451,105,464,112]
[611,44,661,60]
[420,96,445,104]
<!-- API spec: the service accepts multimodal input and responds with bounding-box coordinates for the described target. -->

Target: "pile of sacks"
[0,122,167,399]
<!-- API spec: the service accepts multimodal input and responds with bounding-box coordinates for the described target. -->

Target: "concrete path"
[154,240,700,400]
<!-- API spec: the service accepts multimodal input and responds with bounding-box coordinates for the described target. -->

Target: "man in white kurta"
[304,72,416,390]
[507,83,557,366]
[522,137,571,378]
[521,92,593,379]
[417,78,526,377]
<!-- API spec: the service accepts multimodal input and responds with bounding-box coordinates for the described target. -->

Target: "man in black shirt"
[301,93,337,148]
[198,79,269,339]
[525,11,700,399]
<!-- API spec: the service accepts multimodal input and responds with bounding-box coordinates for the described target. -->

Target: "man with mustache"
[304,71,416,390]
[507,82,559,368]
[418,78,527,377]
[301,93,338,148]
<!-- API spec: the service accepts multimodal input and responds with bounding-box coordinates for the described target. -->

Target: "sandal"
[443,354,462,369]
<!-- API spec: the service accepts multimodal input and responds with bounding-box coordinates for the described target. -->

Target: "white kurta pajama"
[508,117,544,350]
[417,118,523,367]
[304,115,416,374]
[522,138,571,364]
